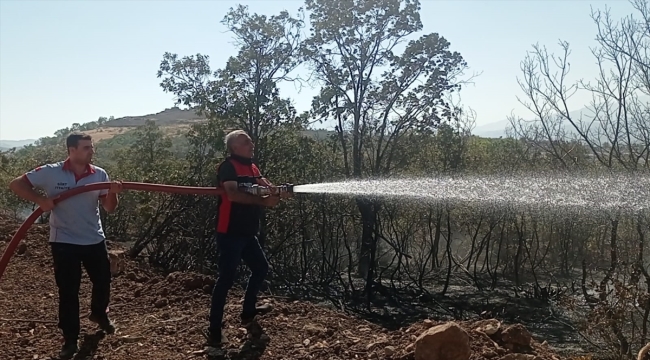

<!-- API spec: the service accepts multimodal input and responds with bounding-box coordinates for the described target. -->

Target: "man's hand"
[279,190,293,199]
[101,180,121,213]
[108,181,123,194]
[36,196,57,212]
[262,195,280,207]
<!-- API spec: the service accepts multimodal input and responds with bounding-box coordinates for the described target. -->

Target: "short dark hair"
[66,132,92,149]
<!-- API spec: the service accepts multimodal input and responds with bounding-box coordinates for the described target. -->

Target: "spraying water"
[293,174,650,214]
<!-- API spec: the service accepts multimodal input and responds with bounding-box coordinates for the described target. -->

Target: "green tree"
[157,5,306,169]
[303,0,469,280]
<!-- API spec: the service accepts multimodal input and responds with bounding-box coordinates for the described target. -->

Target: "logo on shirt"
[55,182,71,191]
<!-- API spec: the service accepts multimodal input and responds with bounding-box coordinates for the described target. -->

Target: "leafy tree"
[303,0,469,279]
[157,5,306,169]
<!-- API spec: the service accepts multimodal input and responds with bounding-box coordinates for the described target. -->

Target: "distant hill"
[0,105,618,149]
[472,108,590,139]
[0,139,36,151]
[104,107,206,127]
[472,120,511,138]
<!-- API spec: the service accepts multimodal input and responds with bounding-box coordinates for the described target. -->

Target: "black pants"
[209,234,269,332]
[51,241,111,340]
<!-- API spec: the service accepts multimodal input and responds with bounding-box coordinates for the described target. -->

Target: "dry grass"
[85,127,130,141]
[86,123,199,142]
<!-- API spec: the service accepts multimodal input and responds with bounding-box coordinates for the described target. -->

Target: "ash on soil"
[0,215,571,360]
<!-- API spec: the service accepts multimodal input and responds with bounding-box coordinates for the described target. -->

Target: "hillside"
[0,215,570,360]
[0,139,36,151]
[2,105,509,149]
[104,107,207,127]
[84,108,335,144]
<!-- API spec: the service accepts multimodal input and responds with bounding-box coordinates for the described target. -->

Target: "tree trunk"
[357,199,378,280]
[432,211,442,269]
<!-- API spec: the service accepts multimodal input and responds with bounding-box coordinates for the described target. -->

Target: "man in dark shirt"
[206,129,289,346]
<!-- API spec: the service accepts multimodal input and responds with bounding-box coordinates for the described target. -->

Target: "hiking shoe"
[88,313,116,334]
[58,339,78,359]
[203,328,228,347]
[242,319,264,338]
[256,303,273,315]
[241,304,273,324]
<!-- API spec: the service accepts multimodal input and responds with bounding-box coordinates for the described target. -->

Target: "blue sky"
[0,0,636,140]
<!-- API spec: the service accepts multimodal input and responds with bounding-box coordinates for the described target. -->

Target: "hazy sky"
[0,0,637,140]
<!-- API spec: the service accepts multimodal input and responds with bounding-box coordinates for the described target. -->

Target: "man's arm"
[9,165,53,207]
[253,164,273,187]
[254,165,291,198]
[9,176,48,205]
[100,191,119,213]
[219,161,274,206]
[222,180,274,206]
[99,171,119,213]
[257,177,273,187]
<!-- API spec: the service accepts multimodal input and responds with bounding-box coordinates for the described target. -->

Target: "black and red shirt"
[216,155,263,237]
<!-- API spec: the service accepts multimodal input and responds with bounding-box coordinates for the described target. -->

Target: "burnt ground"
[0,215,593,360]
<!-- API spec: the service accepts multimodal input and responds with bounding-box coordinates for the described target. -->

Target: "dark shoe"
[59,339,78,359]
[88,313,116,334]
[242,319,264,338]
[256,303,273,315]
[203,328,228,347]
[241,304,273,324]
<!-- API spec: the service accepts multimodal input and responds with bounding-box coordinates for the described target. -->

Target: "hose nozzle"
[238,183,294,197]
[274,183,294,195]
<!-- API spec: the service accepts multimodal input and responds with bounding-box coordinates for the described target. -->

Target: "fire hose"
[0,181,294,282]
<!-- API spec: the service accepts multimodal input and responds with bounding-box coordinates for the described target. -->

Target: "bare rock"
[500,324,532,351]
[125,272,137,281]
[108,250,126,276]
[474,319,501,335]
[16,242,28,255]
[303,324,327,337]
[384,345,396,357]
[183,276,204,291]
[639,342,650,360]
[154,298,168,308]
[414,322,470,360]
[166,272,180,283]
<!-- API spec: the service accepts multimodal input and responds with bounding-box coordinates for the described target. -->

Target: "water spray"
[2,174,648,282]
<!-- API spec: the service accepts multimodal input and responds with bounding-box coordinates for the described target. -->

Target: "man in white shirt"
[9,132,122,359]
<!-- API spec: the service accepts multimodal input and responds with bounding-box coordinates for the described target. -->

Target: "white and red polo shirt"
[22,159,110,246]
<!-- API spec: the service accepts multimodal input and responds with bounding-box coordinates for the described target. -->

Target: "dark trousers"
[209,234,269,332]
[50,241,111,340]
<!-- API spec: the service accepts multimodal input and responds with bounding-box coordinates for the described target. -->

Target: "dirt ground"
[0,215,581,360]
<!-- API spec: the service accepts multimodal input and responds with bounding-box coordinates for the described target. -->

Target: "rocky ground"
[0,215,587,360]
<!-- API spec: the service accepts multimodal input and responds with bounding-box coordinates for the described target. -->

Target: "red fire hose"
[0,182,225,282]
